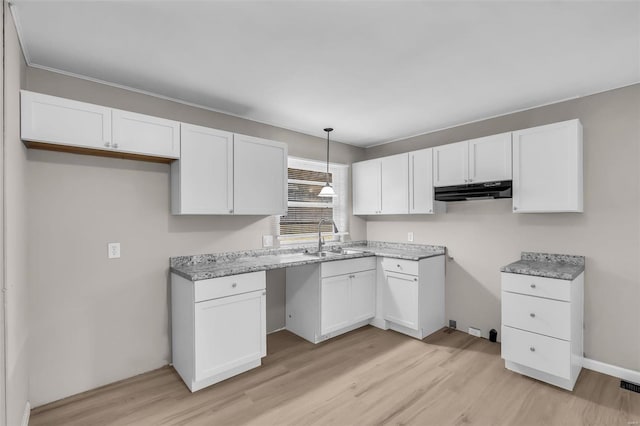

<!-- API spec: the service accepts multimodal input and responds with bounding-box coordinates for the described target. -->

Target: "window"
[278,157,348,244]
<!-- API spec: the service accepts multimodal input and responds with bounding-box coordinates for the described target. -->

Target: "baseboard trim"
[267,327,286,335]
[583,358,640,384]
[21,401,31,426]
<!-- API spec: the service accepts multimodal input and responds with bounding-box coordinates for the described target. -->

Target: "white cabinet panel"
[320,274,352,335]
[352,154,408,215]
[512,119,583,213]
[468,132,512,183]
[501,271,583,390]
[233,134,287,215]
[112,109,180,158]
[194,290,266,381]
[350,270,376,323]
[21,90,112,150]
[410,148,434,214]
[172,124,233,214]
[383,271,419,330]
[433,141,468,187]
[171,272,266,392]
[380,153,409,214]
[287,259,376,344]
[352,159,381,215]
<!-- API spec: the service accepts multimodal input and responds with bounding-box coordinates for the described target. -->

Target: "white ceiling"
[10,1,640,147]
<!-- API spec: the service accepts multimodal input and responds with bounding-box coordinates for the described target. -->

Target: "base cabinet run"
[171,271,266,392]
[286,257,376,344]
[501,272,584,391]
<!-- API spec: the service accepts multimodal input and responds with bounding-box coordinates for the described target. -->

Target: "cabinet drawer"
[381,257,419,275]
[501,326,571,379]
[501,273,570,302]
[195,271,266,302]
[502,292,571,340]
[321,257,376,278]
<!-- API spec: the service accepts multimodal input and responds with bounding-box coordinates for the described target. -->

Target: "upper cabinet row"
[21,91,288,216]
[353,119,583,215]
[21,90,181,160]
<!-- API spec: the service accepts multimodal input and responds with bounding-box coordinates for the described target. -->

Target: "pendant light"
[318,127,337,197]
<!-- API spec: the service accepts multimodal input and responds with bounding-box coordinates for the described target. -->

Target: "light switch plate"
[262,235,274,248]
[407,232,414,242]
[108,242,121,259]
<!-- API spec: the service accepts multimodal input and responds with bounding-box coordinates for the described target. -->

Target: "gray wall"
[365,84,640,372]
[4,3,29,425]
[25,68,366,406]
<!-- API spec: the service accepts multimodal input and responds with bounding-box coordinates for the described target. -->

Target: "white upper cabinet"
[512,119,583,213]
[21,90,180,161]
[352,159,381,215]
[233,134,287,215]
[409,148,445,214]
[21,90,112,150]
[352,154,408,215]
[380,153,409,214]
[434,133,512,187]
[433,141,468,187]
[468,133,512,183]
[171,124,234,214]
[112,109,180,158]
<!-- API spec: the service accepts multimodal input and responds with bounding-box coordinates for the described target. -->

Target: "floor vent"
[620,380,640,393]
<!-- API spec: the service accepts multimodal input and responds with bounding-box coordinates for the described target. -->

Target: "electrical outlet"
[107,242,121,259]
[407,232,414,242]
[262,235,274,247]
[468,327,482,338]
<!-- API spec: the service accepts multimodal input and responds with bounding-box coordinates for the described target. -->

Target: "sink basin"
[308,251,341,258]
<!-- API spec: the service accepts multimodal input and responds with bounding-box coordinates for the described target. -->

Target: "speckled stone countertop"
[501,252,585,281]
[170,241,445,281]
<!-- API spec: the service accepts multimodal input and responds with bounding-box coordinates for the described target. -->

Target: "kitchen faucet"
[318,218,339,253]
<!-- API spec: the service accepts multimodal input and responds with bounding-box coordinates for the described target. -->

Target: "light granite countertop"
[171,241,446,281]
[501,252,585,281]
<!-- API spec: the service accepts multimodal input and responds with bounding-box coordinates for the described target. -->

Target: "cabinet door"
[433,141,468,187]
[112,109,180,158]
[409,148,435,214]
[350,269,376,323]
[194,290,266,381]
[468,132,512,184]
[352,159,381,215]
[172,124,233,214]
[512,120,583,213]
[21,90,112,150]
[380,153,409,214]
[383,271,419,330]
[320,274,351,335]
[233,134,287,215]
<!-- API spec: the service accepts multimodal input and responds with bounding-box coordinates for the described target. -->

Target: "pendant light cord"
[324,128,333,182]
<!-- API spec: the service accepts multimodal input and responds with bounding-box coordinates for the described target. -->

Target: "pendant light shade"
[318,127,337,198]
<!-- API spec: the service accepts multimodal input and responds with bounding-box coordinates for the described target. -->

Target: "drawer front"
[195,271,266,302]
[502,292,571,340]
[502,273,571,302]
[501,326,571,379]
[380,257,419,275]
[321,257,376,278]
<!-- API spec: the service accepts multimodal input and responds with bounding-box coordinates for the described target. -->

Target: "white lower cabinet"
[501,272,583,390]
[286,257,376,344]
[378,255,445,340]
[171,271,266,392]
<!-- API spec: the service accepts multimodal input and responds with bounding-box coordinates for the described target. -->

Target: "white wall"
[365,84,640,372]
[25,68,366,407]
[4,2,29,425]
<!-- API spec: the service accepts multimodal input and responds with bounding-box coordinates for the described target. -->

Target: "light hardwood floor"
[30,327,640,425]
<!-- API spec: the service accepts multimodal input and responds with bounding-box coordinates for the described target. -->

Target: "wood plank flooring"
[30,327,640,425]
